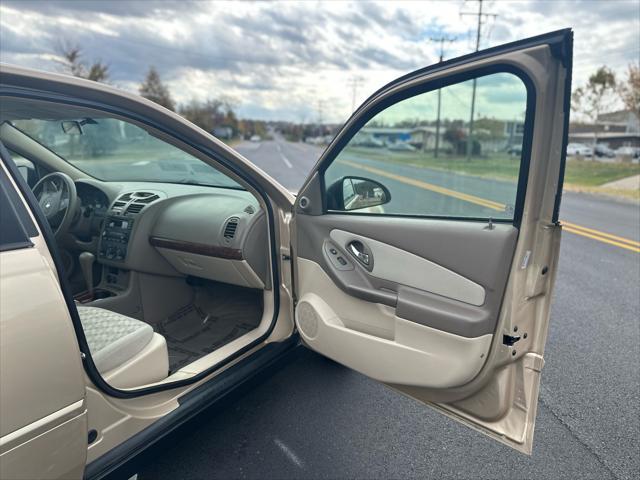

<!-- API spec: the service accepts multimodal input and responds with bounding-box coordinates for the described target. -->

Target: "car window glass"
[11,117,243,189]
[323,72,528,220]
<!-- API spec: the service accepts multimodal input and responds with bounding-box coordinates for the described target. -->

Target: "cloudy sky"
[1,0,638,123]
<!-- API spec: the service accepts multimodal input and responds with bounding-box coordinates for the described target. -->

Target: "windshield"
[11,117,243,189]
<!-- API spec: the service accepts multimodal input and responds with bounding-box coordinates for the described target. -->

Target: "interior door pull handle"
[349,243,370,265]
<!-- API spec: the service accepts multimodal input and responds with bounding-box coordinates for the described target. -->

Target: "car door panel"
[296,261,493,388]
[292,30,572,453]
[295,214,517,337]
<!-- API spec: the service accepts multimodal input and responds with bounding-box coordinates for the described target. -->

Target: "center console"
[99,216,134,262]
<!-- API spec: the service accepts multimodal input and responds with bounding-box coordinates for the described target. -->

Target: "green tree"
[617,63,640,114]
[56,42,109,82]
[139,67,175,111]
[179,99,225,132]
[571,66,617,122]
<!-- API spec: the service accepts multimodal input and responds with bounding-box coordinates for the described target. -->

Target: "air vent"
[136,194,160,204]
[119,193,133,202]
[223,217,239,239]
[125,203,145,215]
[111,201,127,211]
[244,205,255,214]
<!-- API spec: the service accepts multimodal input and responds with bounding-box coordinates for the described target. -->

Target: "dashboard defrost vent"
[125,203,145,215]
[136,194,160,204]
[119,193,133,202]
[223,217,239,239]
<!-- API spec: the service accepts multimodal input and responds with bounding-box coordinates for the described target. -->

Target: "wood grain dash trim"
[149,236,243,260]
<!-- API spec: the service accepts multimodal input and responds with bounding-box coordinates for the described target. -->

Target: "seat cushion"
[77,306,154,373]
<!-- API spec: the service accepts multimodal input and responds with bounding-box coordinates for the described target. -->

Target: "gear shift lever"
[79,252,95,297]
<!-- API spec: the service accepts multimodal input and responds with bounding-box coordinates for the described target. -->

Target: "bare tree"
[571,66,617,122]
[139,67,175,111]
[56,40,109,83]
[617,63,640,115]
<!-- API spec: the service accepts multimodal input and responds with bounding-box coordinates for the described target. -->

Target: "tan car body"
[0,29,572,479]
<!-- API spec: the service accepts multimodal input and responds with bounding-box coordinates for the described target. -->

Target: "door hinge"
[503,334,521,346]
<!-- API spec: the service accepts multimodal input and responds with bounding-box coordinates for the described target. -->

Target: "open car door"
[291,30,572,453]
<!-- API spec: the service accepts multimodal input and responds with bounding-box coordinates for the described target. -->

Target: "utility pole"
[461,0,497,160]
[430,35,456,157]
[347,76,364,113]
[317,100,326,135]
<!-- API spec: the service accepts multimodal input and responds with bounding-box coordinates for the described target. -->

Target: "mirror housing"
[326,176,391,211]
[61,120,83,135]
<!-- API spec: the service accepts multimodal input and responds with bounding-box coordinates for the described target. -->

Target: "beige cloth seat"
[77,306,169,388]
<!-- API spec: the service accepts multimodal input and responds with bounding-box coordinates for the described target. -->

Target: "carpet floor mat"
[158,282,263,372]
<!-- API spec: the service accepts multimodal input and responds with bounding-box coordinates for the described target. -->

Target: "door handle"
[348,241,370,266]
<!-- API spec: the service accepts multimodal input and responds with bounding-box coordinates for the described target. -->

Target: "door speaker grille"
[296,301,319,339]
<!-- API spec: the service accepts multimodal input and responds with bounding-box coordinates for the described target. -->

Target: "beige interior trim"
[155,247,265,289]
[330,229,486,306]
[103,334,169,389]
[296,259,492,388]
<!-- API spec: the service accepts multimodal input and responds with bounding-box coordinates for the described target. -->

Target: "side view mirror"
[326,176,391,211]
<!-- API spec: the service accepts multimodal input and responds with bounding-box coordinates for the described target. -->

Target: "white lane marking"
[280,152,293,168]
[275,142,293,168]
[274,438,304,469]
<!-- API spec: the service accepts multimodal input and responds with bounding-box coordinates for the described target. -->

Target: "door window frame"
[317,64,537,228]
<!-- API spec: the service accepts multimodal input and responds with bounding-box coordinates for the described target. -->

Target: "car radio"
[98,217,133,262]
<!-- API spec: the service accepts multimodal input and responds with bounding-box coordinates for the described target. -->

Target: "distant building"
[569,110,640,149]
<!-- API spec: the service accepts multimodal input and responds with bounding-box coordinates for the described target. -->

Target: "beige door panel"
[296,259,492,389]
[329,229,486,306]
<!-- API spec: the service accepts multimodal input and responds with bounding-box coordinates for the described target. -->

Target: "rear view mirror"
[61,120,83,135]
[326,176,391,211]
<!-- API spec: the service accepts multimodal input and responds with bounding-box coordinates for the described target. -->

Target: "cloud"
[1,0,638,123]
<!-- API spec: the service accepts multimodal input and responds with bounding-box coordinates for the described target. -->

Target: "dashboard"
[71,179,270,290]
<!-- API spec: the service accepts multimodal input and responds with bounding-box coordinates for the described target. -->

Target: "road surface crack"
[538,394,619,480]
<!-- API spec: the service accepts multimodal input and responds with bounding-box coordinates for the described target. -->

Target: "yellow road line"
[339,159,639,253]
[562,221,640,247]
[562,226,640,253]
[340,160,505,211]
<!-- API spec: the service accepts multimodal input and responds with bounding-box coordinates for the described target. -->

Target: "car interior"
[1,97,274,389]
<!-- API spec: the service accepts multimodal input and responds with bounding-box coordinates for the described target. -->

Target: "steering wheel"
[32,172,79,238]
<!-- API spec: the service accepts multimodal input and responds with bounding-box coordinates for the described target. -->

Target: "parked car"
[249,134,261,142]
[594,144,615,158]
[0,29,572,479]
[507,144,523,156]
[566,142,594,157]
[386,140,416,151]
[615,146,639,158]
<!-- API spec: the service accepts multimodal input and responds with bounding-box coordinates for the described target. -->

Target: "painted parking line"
[340,159,640,253]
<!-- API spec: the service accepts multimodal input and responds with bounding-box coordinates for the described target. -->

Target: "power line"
[460,0,497,160]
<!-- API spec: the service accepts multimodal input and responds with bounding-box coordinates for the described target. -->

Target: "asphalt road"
[133,136,639,480]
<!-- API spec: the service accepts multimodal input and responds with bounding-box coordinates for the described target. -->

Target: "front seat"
[77,306,169,388]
